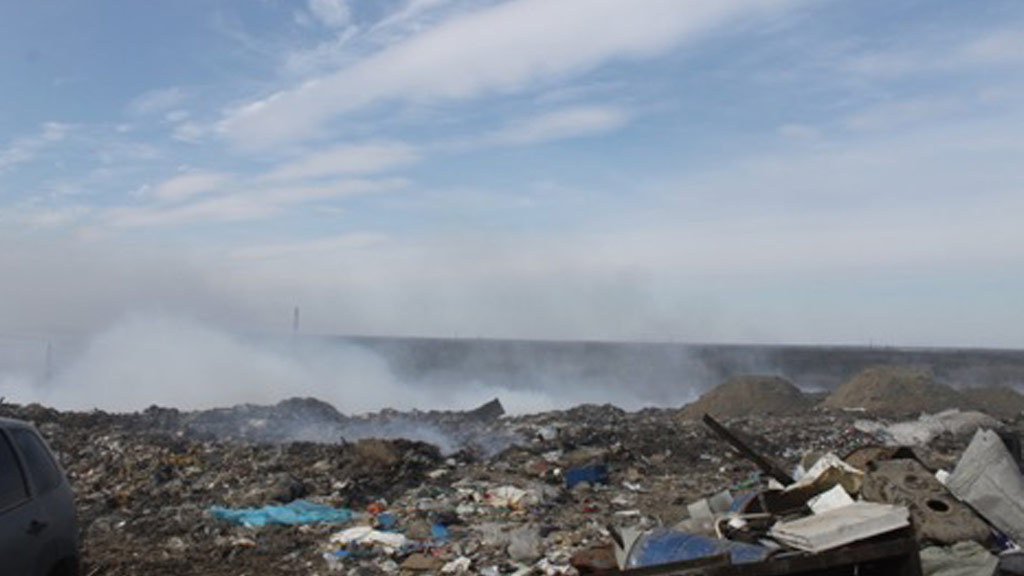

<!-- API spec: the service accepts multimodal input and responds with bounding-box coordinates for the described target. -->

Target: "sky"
[2,0,1024,348]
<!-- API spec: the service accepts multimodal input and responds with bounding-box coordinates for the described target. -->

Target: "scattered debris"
[2,389,1023,576]
[806,484,854,514]
[786,451,864,496]
[401,552,445,572]
[330,525,409,550]
[467,398,506,421]
[855,409,1001,446]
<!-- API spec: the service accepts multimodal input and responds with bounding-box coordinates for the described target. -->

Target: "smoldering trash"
[4,384,1024,576]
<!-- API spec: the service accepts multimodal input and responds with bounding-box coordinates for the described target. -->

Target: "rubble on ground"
[1,386,1023,576]
[853,409,1000,446]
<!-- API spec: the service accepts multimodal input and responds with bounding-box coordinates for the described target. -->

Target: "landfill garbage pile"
[2,400,447,575]
[108,396,522,457]
[1,386,1023,576]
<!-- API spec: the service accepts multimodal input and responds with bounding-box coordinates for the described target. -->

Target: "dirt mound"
[823,366,968,416]
[681,375,811,418]
[962,385,1024,419]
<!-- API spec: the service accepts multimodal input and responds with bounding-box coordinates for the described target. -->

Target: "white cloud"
[0,199,90,230]
[285,0,459,77]
[846,28,1024,79]
[23,205,91,229]
[208,186,1024,345]
[231,233,389,260]
[107,178,406,228]
[95,140,163,165]
[7,106,1024,347]
[777,123,820,141]
[369,0,453,33]
[128,87,187,116]
[845,50,927,78]
[958,29,1024,66]
[102,140,416,229]
[165,110,190,123]
[842,97,961,132]
[152,172,233,203]
[108,195,278,228]
[9,2,1024,350]
[0,122,70,173]
[40,122,66,141]
[220,0,794,148]
[281,27,360,76]
[172,122,208,143]
[483,105,629,146]
[268,142,418,180]
[307,0,351,28]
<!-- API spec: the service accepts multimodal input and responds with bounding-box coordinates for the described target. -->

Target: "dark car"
[0,417,79,576]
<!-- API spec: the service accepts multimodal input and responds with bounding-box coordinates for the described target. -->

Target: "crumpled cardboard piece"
[947,428,1024,544]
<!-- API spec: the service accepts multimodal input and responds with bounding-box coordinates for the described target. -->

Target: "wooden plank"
[701,414,795,485]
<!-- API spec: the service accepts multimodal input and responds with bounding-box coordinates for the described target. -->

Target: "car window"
[0,432,29,511]
[9,429,62,495]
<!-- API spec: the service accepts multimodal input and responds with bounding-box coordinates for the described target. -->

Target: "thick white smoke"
[0,314,705,414]
[1,314,412,413]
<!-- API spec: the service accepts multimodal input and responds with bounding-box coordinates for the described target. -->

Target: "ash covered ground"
[3,364,1024,576]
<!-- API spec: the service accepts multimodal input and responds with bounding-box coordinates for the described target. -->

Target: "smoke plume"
[0,313,711,415]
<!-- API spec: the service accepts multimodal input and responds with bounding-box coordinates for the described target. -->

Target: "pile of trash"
[593,413,1024,575]
[2,381,1024,575]
[130,396,521,457]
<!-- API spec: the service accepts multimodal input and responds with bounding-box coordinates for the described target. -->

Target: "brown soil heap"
[823,366,967,416]
[961,385,1024,419]
[681,375,811,419]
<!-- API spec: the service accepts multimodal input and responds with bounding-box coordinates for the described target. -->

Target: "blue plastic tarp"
[209,500,353,527]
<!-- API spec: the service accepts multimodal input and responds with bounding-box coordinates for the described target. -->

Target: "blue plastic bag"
[627,529,769,567]
[376,513,398,530]
[430,524,450,541]
[209,499,352,527]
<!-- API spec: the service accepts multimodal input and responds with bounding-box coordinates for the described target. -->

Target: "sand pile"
[961,385,1024,419]
[823,366,967,416]
[681,375,811,418]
